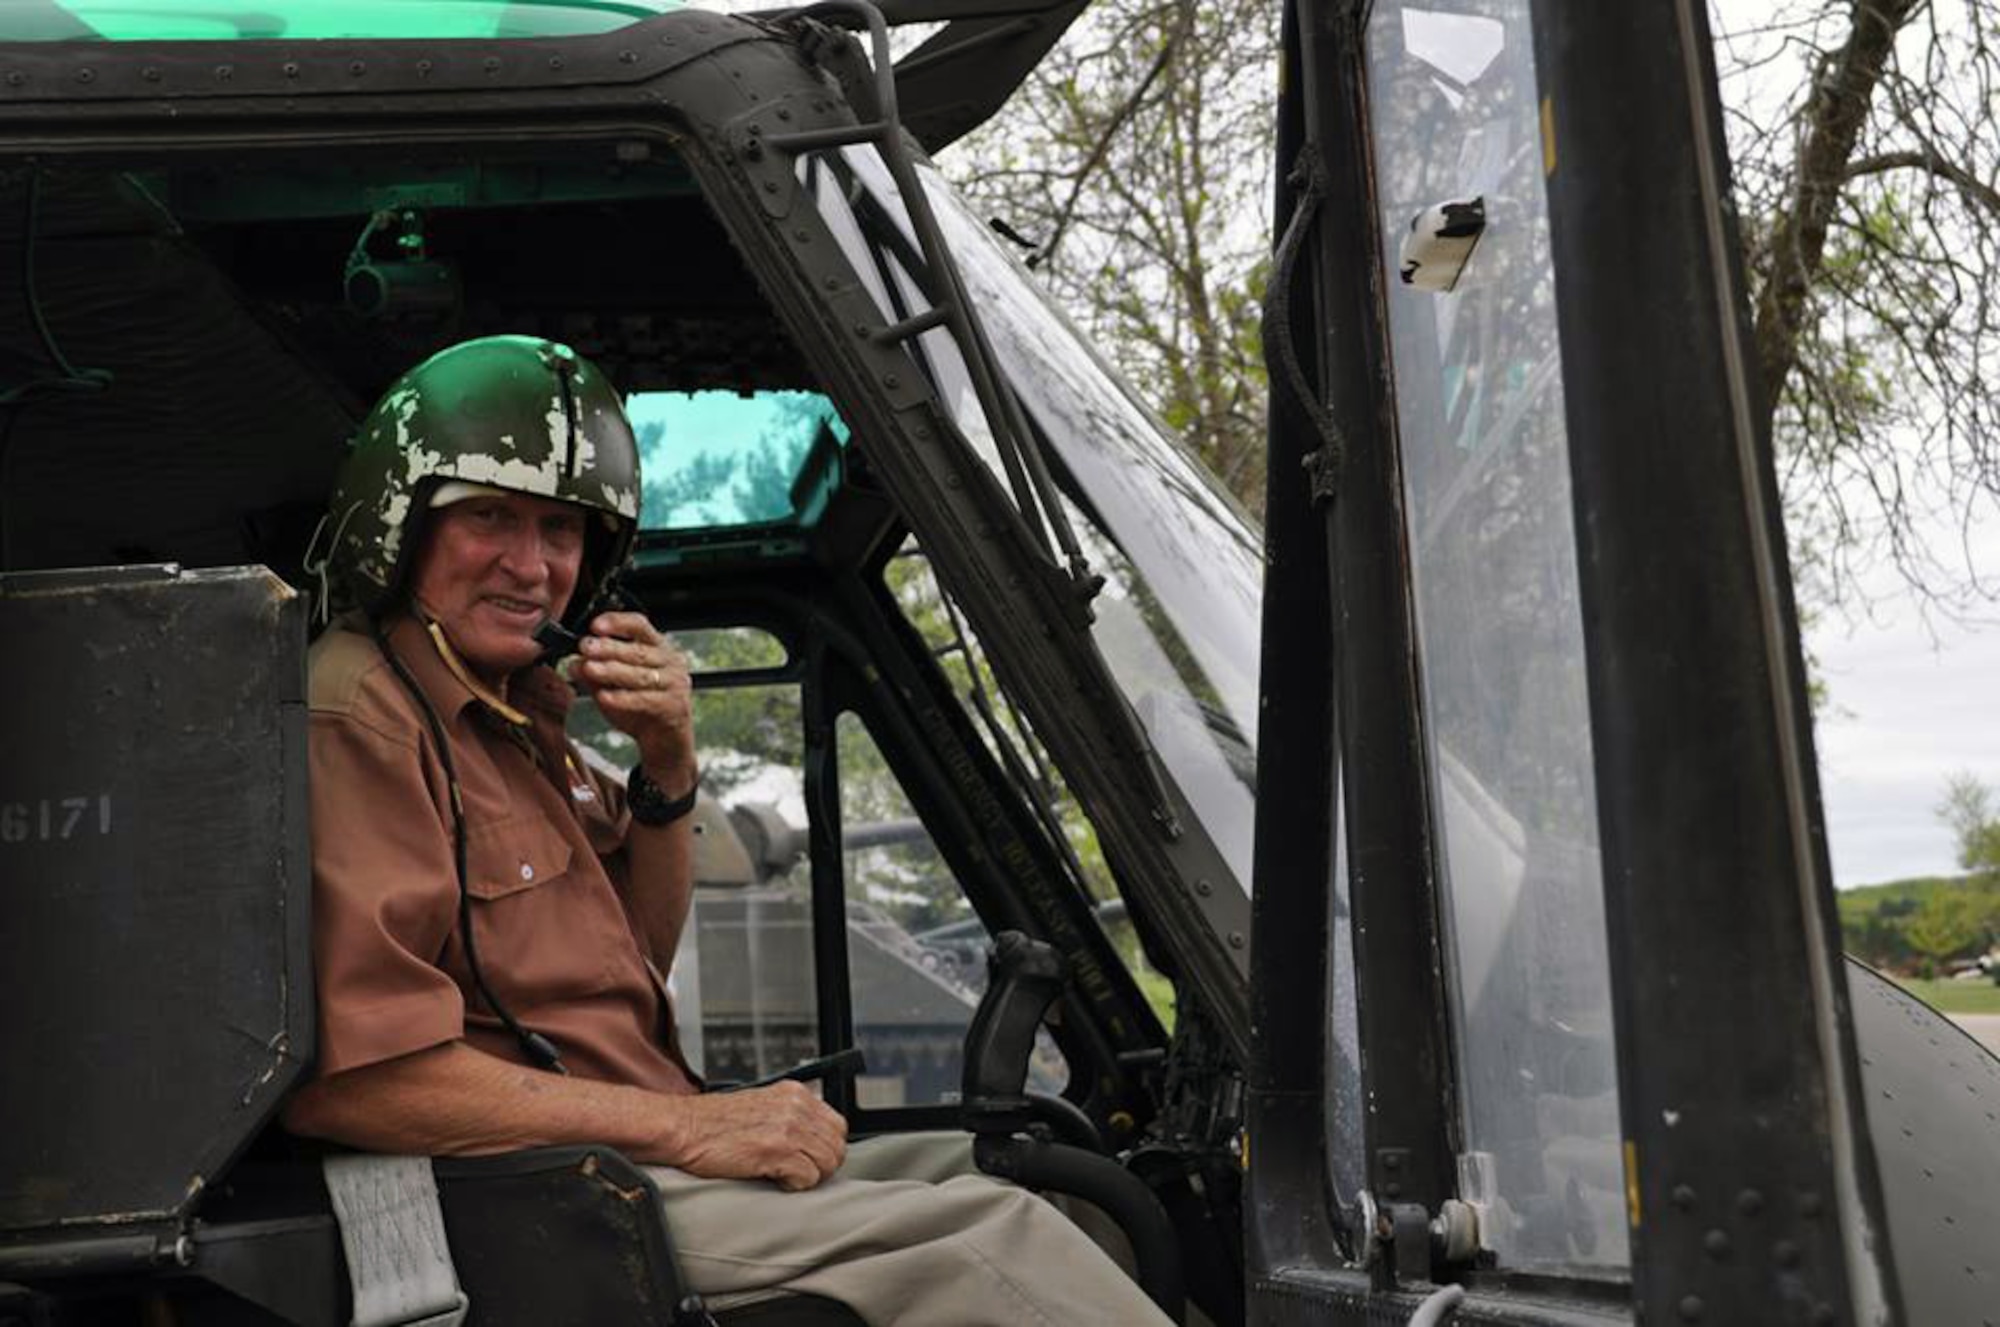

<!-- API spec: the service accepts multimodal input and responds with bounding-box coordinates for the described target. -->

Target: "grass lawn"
[1893,976,2000,1015]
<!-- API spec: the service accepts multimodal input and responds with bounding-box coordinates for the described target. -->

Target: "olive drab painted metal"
[324,334,642,623]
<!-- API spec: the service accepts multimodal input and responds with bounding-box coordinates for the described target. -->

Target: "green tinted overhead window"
[24,1,682,42]
[632,390,849,533]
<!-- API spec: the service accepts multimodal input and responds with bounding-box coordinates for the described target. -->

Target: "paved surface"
[1947,1013,2000,1056]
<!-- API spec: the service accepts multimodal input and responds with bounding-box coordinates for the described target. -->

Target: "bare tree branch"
[1032,1,1193,269]
[1845,149,2000,217]
[949,0,1274,514]
[1752,0,1923,414]
[954,0,1997,612]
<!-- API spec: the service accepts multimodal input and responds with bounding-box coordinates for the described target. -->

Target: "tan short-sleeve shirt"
[306,613,696,1095]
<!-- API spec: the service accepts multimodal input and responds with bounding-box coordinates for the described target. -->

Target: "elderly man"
[283,335,1169,1326]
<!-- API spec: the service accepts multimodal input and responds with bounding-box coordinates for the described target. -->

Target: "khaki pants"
[645,1133,1171,1326]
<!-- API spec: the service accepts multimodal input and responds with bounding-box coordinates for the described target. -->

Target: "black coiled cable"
[369,616,567,1075]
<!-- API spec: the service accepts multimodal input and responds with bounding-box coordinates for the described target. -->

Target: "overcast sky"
[1699,1,1998,889]
[1807,515,2000,887]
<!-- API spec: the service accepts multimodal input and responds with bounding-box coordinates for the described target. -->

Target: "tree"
[1938,771,2000,880]
[1714,0,2000,614]
[1903,886,1984,976]
[947,0,1277,516]
[947,1,2000,611]
[1844,907,1917,968]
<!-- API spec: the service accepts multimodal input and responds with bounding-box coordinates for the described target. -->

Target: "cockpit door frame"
[1534,4,1900,1319]
[1253,0,1903,1322]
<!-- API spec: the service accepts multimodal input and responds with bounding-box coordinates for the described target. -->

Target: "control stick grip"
[961,931,1066,1109]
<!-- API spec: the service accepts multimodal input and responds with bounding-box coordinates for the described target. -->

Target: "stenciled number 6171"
[0,796,113,844]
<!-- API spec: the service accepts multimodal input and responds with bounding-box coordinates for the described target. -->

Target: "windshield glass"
[631,389,849,533]
[806,148,1264,891]
[1366,0,1627,1275]
[926,172,1263,889]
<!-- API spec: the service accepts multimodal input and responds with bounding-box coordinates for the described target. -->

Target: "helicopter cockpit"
[0,4,1256,1321]
[10,2,2000,1325]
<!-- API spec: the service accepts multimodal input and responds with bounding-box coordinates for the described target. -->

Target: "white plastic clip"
[1398,196,1487,293]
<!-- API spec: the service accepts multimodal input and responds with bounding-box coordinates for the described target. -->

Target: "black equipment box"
[0,564,311,1253]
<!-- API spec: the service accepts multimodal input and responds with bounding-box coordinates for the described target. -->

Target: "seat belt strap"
[322,1154,470,1327]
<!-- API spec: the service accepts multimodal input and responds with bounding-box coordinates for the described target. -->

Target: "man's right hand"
[654,1081,849,1191]
[284,1042,850,1191]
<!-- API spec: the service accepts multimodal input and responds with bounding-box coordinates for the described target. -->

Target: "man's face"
[409,490,588,682]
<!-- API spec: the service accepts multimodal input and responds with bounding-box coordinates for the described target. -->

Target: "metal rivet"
[793,229,809,242]
[825,277,840,290]
[778,107,792,121]
[621,49,639,63]
[1671,1185,1697,1210]
[142,66,160,82]
[763,181,779,194]
[75,68,95,83]
[1703,1229,1730,1258]
[282,62,300,78]
[1678,1296,1704,1321]
[1382,1153,1402,1171]
[1383,1180,1401,1198]
[883,374,901,389]
[1774,1239,1801,1268]
[1228,931,1246,949]
[416,58,434,75]
[484,57,501,72]
[945,474,961,488]
[1195,879,1214,896]
[519,862,534,881]
[1736,1189,1764,1216]
[348,60,366,75]
[4,72,22,87]
[215,64,234,80]
[549,56,565,70]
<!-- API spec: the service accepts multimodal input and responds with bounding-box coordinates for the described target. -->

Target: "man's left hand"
[576,611,697,793]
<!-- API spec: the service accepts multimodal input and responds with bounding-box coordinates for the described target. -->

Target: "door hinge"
[1356,1189,1481,1287]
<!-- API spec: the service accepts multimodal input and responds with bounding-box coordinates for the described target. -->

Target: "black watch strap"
[627,764,698,827]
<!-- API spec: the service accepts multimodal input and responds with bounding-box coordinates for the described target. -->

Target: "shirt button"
[519,862,534,881]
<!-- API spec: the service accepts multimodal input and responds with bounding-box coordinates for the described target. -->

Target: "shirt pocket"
[464,815,576,900]
[459,814,625,1003]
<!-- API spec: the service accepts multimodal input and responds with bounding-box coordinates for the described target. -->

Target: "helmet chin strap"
[424,621,524,714]
[403,596,535,717]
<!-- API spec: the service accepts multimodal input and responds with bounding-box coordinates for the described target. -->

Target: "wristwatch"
[627,764,698,827]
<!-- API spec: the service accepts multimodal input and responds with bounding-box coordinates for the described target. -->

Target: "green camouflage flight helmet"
[323,334,641,631]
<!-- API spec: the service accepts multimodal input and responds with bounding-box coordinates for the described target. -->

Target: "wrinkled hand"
[576,611,696,790]
[655,1082,849,1191]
